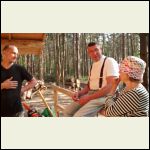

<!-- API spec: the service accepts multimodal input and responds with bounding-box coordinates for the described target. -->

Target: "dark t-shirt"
[1,64,33,116]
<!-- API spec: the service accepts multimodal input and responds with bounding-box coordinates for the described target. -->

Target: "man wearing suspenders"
[63,42,119,117]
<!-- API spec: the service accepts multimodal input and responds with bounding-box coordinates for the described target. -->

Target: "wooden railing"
[50,83,105,117]
[50,84,75,116]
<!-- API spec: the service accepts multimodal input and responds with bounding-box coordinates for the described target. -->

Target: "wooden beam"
[1,39,44,47]
[50,84,74,97]
[53,89,59,116]
[42,34,47,41]
[51,84,74,116]
[8,33,11,40]
[18,48,42,55]
[1,33,46,41]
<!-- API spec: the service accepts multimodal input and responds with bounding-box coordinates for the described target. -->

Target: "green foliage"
[44,73,56,82]
[80,76,88,82]
[133,50,140,57]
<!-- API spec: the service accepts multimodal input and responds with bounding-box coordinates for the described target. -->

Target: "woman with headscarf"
[100,56,149,117]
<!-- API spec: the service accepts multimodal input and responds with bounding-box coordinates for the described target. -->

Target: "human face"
[119,70,129,83]
[87,45,102,62]
[2,46,19,64]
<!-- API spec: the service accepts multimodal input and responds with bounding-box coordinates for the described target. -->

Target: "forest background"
[17,33,149,91]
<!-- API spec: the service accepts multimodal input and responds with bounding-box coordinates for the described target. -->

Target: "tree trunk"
[76,33,81,79]
[140,33,149,91]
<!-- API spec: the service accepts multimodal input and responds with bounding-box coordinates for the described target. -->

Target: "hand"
[72,92,80,102]
[2,77,18,89]
[99,108,106,116]
[112,77,120,87]
[109,77,121,95]
[78,96,89,106]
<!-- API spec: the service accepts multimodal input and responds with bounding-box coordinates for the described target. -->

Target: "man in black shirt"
[1,45,37,117]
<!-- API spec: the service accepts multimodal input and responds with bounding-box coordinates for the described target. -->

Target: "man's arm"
[21,77,37,93]
[72,84,90,102]
[77,76,118,105]
[78,84,90,97]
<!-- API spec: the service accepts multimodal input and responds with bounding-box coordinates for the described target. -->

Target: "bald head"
[3,45,18,51]
[2,45,19,64]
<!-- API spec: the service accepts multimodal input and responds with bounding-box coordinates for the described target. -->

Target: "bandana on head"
[119,56,146,80]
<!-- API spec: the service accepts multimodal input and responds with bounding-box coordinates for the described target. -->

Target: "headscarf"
[119,56,146,80]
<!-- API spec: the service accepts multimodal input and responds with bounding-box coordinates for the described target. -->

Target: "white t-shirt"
[89,55,119,90]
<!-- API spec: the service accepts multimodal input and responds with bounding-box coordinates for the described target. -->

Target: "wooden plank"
[53,90,59,116]
[18,47,42,55]
[38,90,54,116]
[57,104,65,111]
[50,84,74,97]
[51,84,74,116]
[1,39,44,47]
[8,33,11,40]
[1,33,45,41]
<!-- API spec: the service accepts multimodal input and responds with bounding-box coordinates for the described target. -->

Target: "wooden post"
[51,84,74,117]
[38,90,53,116]
[53,89,59,116]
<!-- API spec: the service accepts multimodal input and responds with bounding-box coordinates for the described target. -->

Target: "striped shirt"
[105,85,149,117]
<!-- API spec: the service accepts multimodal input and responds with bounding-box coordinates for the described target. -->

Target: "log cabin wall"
[1,33,46,55]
